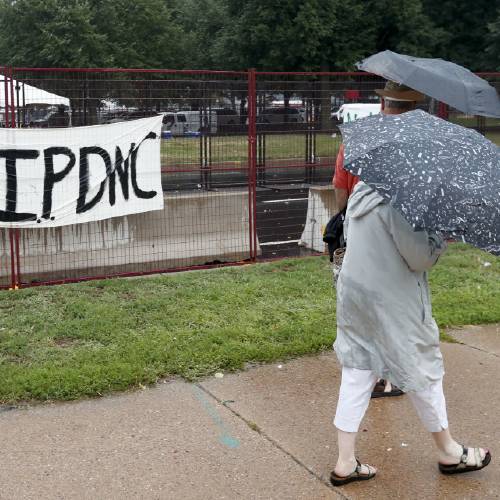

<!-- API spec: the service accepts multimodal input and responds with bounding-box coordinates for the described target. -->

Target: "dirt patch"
[53,337,79,348]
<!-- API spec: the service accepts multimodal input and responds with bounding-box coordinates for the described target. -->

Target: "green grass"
[430,245,500,326]
[487,131,500,145]
[448,115,500,146]
[161,132,341,167]
[449,116,500,129]
[160,127,499,170]
[0,244,498,403]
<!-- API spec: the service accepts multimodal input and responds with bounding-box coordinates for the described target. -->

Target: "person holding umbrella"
[334,81,425,214]
[330,56,498,485]
[333,81,424,399]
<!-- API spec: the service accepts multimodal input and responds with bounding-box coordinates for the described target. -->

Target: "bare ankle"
[335,457,357,476]
[432,428,461,458]
[443,440,462,457]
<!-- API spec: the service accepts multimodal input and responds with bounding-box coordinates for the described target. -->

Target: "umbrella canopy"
[339,109,500,254]
[356,50,500,118]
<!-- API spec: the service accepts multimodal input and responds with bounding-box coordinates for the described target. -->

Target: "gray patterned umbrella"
[357,50,500,118]
[339,109,500,254]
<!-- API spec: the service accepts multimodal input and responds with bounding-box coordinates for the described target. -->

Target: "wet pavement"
[447,323,500,356]
[0,324,498,499]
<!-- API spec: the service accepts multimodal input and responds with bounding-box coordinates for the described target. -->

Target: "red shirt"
[333,144,359,196]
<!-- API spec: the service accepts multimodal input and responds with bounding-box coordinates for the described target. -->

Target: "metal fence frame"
[1,67,499,289]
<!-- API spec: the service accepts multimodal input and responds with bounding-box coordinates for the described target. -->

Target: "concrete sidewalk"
[0,324,498,499]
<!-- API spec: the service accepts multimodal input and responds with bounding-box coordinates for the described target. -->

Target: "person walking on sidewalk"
[333,83,421,398]
[330,82,492,487]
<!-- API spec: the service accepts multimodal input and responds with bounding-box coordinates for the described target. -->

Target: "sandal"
[330,459,376,486]
[439,446,491,475]
[371,379,404,399]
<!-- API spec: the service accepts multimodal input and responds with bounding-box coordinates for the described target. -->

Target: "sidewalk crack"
[451,341,499,359]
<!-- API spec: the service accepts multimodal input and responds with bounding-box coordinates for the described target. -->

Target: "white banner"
[0,115,164,227]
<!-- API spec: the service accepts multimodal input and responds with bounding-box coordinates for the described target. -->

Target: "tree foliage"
[486,9,500,71]
[170,0,228,69]
[0,0,185,68]
[369,0,445,57]
[208,0,446,70]
[421,0,498,71]
[212,0,374,71]
[0,0,496,71]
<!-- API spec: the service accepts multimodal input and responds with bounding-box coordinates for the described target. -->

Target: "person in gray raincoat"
[330,179,491,486]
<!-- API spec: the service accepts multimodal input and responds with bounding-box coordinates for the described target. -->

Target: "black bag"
[323,209,346,262]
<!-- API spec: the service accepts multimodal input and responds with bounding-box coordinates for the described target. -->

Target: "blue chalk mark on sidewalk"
[193,386,240,449]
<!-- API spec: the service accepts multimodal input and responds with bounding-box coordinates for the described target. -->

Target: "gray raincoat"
[334,182,447,392]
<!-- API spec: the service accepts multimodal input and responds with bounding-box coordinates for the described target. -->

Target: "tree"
[0,0,108,67]
[90,0,186,69]
[0,0,191,125]
[211,0,442,128]
[369,0,445,57]
[0,0,186,68]
[213,0,374,71]
[485,10,500,71]
[421,0,497,71]
[170,0,229,69]
[212,0,443,71]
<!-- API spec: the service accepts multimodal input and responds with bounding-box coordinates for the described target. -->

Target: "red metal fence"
[0,67,499,288]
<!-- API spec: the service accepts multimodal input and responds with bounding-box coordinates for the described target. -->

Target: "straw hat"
[375,81,425,102]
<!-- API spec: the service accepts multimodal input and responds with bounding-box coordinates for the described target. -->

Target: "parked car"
[256,107,305,131]
[162,110,217,136]
[101,110,158,124]
[213,107,240,133]
[26,105,71,128]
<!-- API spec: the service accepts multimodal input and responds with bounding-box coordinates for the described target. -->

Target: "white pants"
[334,367,449,433]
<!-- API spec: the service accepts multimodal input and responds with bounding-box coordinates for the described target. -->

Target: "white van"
[335,103,381,123]
[162,110,217,136]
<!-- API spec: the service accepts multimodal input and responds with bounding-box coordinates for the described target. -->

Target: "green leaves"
[212,0,371,71]
[0,0,495,70]
[486,9,500,71]
[421,0,498,71]
[0,0,186,68]
[208,0,450,71]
